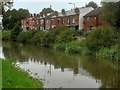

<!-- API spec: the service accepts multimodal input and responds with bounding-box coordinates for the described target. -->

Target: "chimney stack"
[62,9,65,15]
[34,13,36,17]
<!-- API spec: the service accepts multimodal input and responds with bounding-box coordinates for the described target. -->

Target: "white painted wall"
[79,7,94,30]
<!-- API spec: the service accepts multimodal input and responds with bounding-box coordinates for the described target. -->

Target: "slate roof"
[51,7,93,18]
[84,7,102,17]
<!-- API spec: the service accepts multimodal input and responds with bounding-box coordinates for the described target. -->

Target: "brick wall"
[83,15,106,31]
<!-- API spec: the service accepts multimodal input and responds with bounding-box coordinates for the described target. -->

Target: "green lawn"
[1,59,43,88]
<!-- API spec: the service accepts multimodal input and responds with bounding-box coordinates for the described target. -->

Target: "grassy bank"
[1,59,43,88]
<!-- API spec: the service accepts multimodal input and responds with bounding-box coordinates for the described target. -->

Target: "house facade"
[21,7,94,31]
[83,7,106,31]
[50,7,94,30]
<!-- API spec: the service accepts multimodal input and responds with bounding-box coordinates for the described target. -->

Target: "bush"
[11,22,22,41]
[65,43,82,53]
[2,30,11,40]
[55,42,68,50]
[18,30,38,43]
[56,26,75,43]
[96,44,119,60]
[84,26,115,51]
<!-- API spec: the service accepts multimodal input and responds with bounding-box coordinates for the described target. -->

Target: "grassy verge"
[0,59,2,89]
[1,59,43,88]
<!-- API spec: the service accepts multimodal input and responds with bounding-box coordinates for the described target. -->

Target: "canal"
[1,41,119,88]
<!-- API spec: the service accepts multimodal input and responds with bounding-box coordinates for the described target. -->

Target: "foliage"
[54,26,75,43]
[102,2,120,27]
[40,7,54,14]
[31,31,50,47]
[3,8,30,29]
[55,42,67,50]
[2,30,11,40]
[65,43,82,53]
[18,30,38,43]
[11,22,22,41]
[84,26,115,51]
[2,59,43,88]
[85,1,98,9]
[18,26,75,47]
[96,44,119,60]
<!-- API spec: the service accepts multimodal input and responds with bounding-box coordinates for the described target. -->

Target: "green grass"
[2,59,43,88]
[0,59,2,89]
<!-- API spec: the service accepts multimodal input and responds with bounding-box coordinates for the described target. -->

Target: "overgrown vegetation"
[17,26,75,47]
[83,26,115,51]
[2,30,11,40]
[2,59,43,88]
[2,26,119,60]
[11,22,22,41]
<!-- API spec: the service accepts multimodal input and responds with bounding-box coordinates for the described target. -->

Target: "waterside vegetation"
[2,24,119,61]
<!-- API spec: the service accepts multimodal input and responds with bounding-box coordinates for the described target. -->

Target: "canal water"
[1,41,119,88]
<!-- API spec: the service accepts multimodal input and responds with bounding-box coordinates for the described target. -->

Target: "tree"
[102,2,120,28]
[11,22,22,41]
[85,1,98,9]
[3,8,30,29]
[40,8,54,14]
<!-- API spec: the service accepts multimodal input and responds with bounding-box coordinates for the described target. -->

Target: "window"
[72,16,75,24]
[67,17,70,25]
[58,18,60,24]
[87,17,90,22]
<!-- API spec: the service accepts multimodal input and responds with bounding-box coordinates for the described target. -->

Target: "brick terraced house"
[83,7,106,31]
[21,7,94,31]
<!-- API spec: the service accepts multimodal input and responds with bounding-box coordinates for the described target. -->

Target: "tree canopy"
[85,1,98,9]
[40,8,54,14]
[102,2,120,28]
[3,8,30,29]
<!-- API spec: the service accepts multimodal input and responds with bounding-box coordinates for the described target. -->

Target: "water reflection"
[2,41,119,88]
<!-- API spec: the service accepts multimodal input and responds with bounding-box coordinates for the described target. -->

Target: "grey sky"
[12,0,101,14]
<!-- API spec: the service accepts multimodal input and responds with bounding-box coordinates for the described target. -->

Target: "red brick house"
[50,7,94,30]
[21,7,94,31]
[83,7,106,31]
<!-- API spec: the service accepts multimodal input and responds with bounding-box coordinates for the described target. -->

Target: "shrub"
[56,27,75,43]
[65,43,82,53]
[84,26,115,51]
[18,30,38,43]
[96,44,119,60]
[55,42,67,50]
[2,30,11,40]
[11,22,22,41]
[81,47,92,55]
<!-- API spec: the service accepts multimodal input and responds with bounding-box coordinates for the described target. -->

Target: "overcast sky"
[12,0,101,14]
